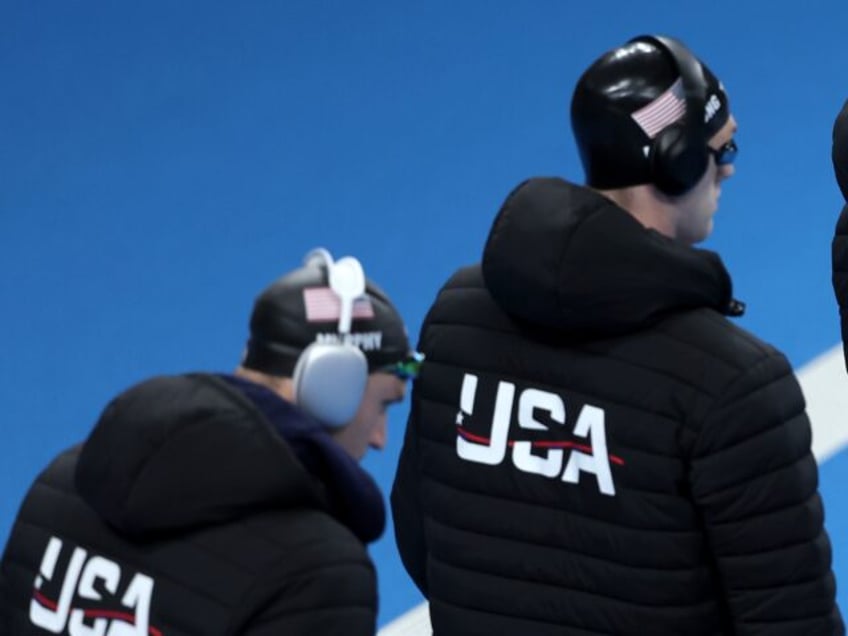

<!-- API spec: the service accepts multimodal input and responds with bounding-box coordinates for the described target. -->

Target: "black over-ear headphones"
[630,35,710,196]
[292,248,369,428]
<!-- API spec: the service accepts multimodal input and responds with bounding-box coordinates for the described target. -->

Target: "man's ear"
[833,99,848,201]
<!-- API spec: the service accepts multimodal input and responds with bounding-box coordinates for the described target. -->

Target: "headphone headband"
[629,35,708,140]
[625,35,712,195]
[294,247,369,428]
[303,248,366,336]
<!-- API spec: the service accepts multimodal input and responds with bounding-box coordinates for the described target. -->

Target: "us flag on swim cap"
[303,287,375,322]
[631,77,686,138]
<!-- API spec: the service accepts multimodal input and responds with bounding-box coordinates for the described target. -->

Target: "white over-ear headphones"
[292,248,369,428]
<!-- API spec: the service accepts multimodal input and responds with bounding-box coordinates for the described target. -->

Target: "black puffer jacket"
[835,206,848,371]
[1,373,382,635]
[833,98,848,371]
[392,178,843,635]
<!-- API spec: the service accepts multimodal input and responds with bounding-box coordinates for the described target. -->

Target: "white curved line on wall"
[797,344,848,463]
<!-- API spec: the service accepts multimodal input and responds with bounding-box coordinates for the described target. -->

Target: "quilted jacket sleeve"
[236,536,378,636]
[690,351,844,635]
[391,398,429,597]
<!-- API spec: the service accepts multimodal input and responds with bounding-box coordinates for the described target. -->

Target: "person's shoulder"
[423,263,519,333]
[660,307,789,375]
[441,263,484,291]
[227,508,376,602]
[237,507,372,565]
[422,262,483,317]
[31,444,84,494]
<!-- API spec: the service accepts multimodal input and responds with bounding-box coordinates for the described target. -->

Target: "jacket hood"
[482,177,742,336]
[75,373,382,541]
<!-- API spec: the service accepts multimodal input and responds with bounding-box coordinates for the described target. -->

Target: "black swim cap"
[571,36,730,190]
[242,263,411,376]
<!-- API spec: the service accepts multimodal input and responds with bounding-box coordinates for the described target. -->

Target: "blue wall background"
[2,1,846,627]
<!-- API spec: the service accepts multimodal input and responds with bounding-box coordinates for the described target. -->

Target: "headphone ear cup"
[292,343,368,428]
[650,123,709,196]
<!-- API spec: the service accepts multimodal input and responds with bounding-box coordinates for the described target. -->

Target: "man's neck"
[596,184,677,239]
[233,365,295,402]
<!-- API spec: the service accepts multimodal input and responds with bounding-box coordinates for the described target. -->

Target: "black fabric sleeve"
[235,543,377,636]
[690,352,844,635]
[390,396,429,597]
